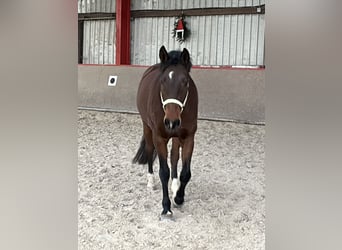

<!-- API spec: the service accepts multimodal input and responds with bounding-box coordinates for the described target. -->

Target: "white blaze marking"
[147,173,154,188]
[169,71,174,79]
[171,178,180,199]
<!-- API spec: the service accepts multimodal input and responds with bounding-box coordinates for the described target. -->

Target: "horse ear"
[181,48,191,72]
[159,46,168,63]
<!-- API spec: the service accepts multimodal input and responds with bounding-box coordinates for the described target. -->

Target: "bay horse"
[133,46,198,219]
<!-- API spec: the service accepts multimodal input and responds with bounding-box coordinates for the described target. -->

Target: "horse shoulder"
[141,64,160,80]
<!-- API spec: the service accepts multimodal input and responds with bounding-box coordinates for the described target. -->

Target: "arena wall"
[78,65,265,124]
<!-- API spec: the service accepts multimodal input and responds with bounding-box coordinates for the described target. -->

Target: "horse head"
[159,46,192,131]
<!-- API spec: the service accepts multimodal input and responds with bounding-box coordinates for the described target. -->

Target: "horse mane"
[160,50,192,72]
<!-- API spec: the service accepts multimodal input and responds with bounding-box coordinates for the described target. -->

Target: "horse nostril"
[164,118,180,130]
[164,118,170,128]
[172,119,181,129]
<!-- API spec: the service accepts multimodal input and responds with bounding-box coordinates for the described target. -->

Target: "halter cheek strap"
[160,91,189,113]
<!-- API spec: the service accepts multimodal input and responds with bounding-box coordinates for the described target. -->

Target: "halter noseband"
[160,91,189,113]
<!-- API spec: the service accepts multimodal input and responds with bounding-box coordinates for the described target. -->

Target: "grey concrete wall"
[78,65,265,124]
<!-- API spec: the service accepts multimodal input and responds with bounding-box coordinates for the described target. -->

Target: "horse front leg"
[153,135,172,217]
[171,138,180,203]
[174,135,194,206]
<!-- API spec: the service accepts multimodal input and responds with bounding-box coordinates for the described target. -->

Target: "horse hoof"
[159,211,175,221]
[174,196,184,206]
[172,198,182,208]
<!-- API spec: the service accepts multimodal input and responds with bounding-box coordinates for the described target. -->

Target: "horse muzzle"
[163,102,182,131]
[164,117,181,131]
[160,91,188,131]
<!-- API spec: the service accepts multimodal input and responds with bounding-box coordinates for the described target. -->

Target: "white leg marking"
[147,173,154,188]
[168,71,174,79]
[171,178,180,199]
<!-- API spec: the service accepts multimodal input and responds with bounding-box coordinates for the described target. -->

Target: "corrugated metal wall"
[78,0,265,66]
[83,20,116,64]
[131,0,265,66]
[79,0,116,64]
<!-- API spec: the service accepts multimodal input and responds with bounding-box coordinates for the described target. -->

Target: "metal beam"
[78,12,115,21]
[131,5,265,18]
[78,5,265,21]
[115,0,130,65]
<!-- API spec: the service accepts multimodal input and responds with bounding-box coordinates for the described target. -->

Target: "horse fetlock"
[161,208,172,215]
[162,196,172,211]
[180,171,191,183]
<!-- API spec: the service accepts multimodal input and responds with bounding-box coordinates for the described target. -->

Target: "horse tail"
[132,136,156,165]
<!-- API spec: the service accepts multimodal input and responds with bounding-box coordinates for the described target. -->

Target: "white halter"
[160,91,189,113]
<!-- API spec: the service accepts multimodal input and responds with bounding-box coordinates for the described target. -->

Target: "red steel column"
[116,0,130,65]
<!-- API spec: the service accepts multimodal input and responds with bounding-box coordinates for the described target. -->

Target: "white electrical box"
[108,75,118,86]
